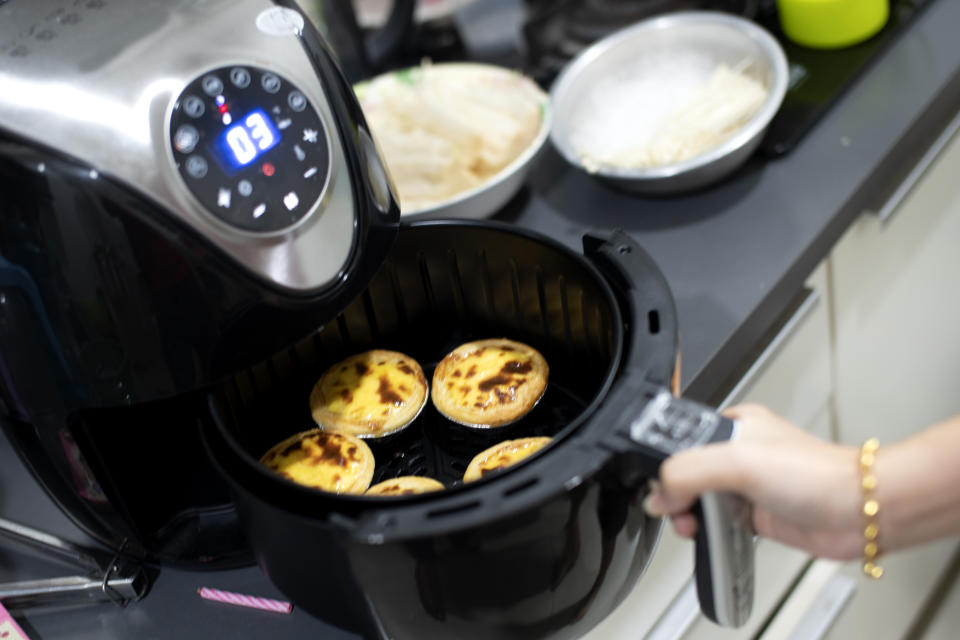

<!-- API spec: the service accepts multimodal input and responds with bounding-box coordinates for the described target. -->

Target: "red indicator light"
[218,103,229,114]
[261,162,276,177]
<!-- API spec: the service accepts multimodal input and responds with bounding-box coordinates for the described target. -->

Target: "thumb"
[648,442,749,515]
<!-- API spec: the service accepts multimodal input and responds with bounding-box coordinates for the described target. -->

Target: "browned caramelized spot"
[501,360,532,374]
[459,385,471,394]
[399,385,409,393]
[474,402,485,408]
[478,374,512,391]
[397,363,414,376]
[466,365,478,378]
[494,388,513,404]
[453,369,462,377]
[304,434,362,468]
[340,389,353,403]
[280,471,293,479]
[475,348,486,356]
[377,376,404,406]
[333,474,341,483]
[280,442,301,457]
[381,409,389,416]
[355,362,369,376]
[498,344,515,351]
[378,360,386,365]
[447,382,454,389]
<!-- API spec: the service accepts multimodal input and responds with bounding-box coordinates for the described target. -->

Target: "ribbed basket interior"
[214,225,621,490]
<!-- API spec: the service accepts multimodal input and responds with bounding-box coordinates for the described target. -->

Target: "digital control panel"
[169,65,331,233]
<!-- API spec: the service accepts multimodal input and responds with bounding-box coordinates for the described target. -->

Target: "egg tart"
[431,338,549,428]
[310,350,428,438]
[260,429,375,494]
[365,476,445,496]
[463,436,552,483]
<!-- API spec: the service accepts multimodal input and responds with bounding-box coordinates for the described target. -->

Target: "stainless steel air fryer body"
[0,0,377,291]
[0,0,398,566]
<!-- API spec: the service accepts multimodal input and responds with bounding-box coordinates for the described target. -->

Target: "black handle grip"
[694,489,755,627]
[593,372,755,628]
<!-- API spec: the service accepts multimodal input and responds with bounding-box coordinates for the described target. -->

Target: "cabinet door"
[757,538,960,640]
[831,125,960,446]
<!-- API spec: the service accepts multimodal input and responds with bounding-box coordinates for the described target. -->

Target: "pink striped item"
[198,587,293,614]
[0,600,31,639]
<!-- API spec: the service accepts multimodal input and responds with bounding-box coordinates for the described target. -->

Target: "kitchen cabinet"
[830,115,960,447]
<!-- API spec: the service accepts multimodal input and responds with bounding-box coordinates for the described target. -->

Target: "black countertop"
[3,0,960,637]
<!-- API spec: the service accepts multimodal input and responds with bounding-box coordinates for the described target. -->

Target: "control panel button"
[230,67,251,88]
[238,179,253,197]
[288,91,307,112]
[173,125,199,154]
[182,95,205,118]
[202,75,224,96]
[261,73,281,94]
[185,155,208,179]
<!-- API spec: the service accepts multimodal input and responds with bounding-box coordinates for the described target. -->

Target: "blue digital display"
[215,108,281,171]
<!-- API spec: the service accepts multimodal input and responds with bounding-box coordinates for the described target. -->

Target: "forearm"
[876,414,960,553]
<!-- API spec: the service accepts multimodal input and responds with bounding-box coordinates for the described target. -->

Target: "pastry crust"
[365,476,445,496]
[309,350,428,438]
[431,338,549,427]
[260,429,375,494]
[463,437,552,483]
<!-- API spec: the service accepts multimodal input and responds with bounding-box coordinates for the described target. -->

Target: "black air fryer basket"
[202,220,681,639]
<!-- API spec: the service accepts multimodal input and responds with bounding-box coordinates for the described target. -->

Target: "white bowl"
[355,62,551,219]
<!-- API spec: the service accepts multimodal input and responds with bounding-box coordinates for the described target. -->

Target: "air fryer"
[0,0,753,637]
[0,0,398,566]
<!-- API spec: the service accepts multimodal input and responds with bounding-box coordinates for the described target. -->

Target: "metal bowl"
[549,11,788,195]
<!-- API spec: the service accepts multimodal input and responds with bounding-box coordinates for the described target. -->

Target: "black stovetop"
[756,0,932,155]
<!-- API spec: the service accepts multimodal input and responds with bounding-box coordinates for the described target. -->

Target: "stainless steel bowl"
[549,11,788,195]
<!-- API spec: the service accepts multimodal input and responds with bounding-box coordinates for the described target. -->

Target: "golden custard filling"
[446,347,533,408]
[310,350,427,437]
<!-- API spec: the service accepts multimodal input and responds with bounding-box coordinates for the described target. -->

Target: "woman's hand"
[644,404,863,560]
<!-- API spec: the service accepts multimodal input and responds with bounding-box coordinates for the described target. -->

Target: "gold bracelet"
[860,437,883,579]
